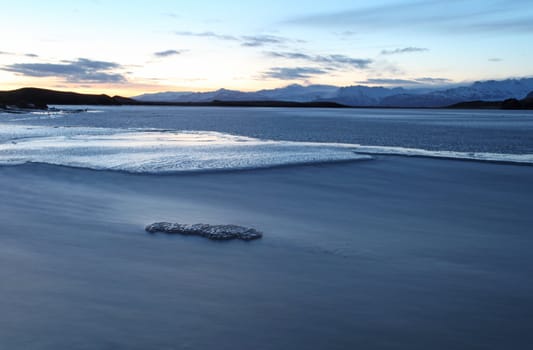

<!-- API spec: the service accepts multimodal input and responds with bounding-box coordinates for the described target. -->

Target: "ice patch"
[0,124,371,173]
[1,123,531,174]
[353,146,533,165]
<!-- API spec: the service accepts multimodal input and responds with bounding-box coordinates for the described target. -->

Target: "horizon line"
[3,75,533,98]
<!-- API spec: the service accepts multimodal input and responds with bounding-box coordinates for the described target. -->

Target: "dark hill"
[0,87,135,109]
[449,91,533,110]
[524,91,533,108]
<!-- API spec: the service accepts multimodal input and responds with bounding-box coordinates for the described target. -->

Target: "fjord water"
[1,107,533,349]
[4,105,533,154]
[1,106,533,172]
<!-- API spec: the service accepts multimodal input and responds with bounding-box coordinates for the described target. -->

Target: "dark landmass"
[145,222,263,241]
[0,87,349,110]
[2,87,533,111]
[0,87,134,110]
[449,91,533,110]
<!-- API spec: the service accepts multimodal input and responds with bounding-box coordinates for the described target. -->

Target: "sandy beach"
[1,156,532,349]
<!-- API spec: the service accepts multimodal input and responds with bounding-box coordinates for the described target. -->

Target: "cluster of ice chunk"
[145,222,263,241]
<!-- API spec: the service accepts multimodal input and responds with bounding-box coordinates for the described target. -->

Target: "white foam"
[1,123,531,173]
[0,107,93,121]
[0,124,370,173]
[353,146,533,164]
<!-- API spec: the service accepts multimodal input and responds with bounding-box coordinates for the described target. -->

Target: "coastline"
[2,86,533,110]
[2,157,533,349]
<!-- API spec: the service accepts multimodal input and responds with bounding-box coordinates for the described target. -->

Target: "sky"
[0,0,532,96]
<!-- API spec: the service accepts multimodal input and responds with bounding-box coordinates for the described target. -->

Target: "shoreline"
[2,157,533,349]
[1,150,531,179]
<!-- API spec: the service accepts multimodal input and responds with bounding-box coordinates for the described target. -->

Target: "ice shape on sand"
[0,126,371,173]
[145,222,263,241]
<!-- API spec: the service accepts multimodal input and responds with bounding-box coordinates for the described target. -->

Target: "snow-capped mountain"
[256,84,338,102]
[329,86,406,106]
[133,91,194,102]
[135,89,263,102]
[134,85,339,103]
[381,78,533,107]
[133,78,533,107]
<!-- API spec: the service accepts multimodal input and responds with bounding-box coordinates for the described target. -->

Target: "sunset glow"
[1,0,532,96]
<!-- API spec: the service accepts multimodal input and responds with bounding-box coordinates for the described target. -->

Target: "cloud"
[263,67,327,80]
[164,12,179,19]
[268,52,311,60]
[266,51,372,69]
[358,77,451,86]
[0,51,38,57]
[317,55,372,69]
[359,78,423,85]
[175,31,239,42]
[0,52,39,58]
[3,58,126,83]
[488,57,503,62]
[381,47,429,55]
[176,31,300,47]
[241,35,287,47]
[154,49,182,57]
[414,77,451,84]
[467,17,533,33]
[285,0,443,28]
[335,30,357,37]
[283,0,533,35]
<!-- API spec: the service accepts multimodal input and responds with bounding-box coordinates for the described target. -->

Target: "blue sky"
[0,0,532,95]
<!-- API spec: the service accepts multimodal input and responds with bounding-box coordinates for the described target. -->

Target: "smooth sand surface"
[1,157,533,349]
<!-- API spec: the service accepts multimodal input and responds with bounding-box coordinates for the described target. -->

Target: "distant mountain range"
[2,79,533,112]
[134,78,533,108]
[0,88,345,111]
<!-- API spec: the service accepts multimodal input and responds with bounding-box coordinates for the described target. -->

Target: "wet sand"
[1,157,533,349]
